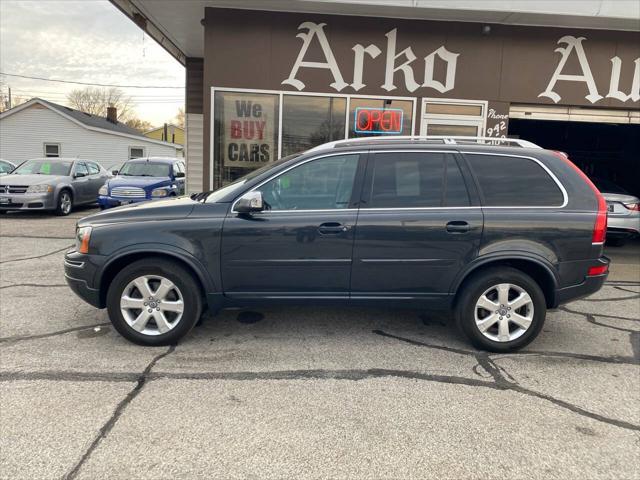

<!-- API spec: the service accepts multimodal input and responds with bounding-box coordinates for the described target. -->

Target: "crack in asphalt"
[2,363,638,434]
[614,286,640,294]
[372,330,640,432]
[0,245,73,264]
[560,305,640,324]
[372,329,638,365]
[63,345,176,480]
[580,293,640,302]
[0,323,110,345]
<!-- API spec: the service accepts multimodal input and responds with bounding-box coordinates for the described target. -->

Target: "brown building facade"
[186,8,639,194]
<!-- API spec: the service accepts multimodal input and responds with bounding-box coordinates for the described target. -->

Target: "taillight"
[623,202,640,212]
[552,151,607,244]
[588,265,608,276]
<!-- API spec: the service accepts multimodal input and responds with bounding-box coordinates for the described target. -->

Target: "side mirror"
[111,169,119,176]
[75,172,86,178]
[235,191,264,214]
[175,171,185,178]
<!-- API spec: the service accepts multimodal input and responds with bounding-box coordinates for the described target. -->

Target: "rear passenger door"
[350,150,483,301]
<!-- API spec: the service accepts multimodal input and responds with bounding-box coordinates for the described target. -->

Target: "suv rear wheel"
[456,267,546,352]
[106,258,202,346]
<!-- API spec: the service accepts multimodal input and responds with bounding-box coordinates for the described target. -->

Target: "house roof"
[144,123,184,135]
[36,98,143,136]
[0,98,182,149]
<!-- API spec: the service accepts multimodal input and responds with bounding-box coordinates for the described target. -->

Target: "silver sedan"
[0,158,109,216]
[593,177,640,246]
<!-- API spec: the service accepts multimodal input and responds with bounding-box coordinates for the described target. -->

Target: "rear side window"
[367,152,470,208]
[466,154,564,207]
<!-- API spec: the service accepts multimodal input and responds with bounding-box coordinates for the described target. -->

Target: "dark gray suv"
[65,137,609,351]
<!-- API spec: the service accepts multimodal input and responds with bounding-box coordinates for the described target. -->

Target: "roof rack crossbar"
[308,135,541,152]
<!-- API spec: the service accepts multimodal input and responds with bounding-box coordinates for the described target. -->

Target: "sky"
[0,0,185,126]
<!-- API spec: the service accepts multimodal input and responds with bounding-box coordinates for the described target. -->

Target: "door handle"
[446,221,470,234]
[318,222,349,235]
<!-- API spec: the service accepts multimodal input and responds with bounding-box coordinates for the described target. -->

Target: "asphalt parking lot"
[1,208,639,480]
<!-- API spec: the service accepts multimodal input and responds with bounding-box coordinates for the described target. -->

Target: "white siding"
[0,104,179,170]
[185,113,203,193]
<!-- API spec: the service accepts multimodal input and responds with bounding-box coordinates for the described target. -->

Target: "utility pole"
[7,87,11,110]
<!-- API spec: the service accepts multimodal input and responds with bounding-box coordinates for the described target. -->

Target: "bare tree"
[66,87,135,122]
[174,107,185,128]
[125,117,154,132]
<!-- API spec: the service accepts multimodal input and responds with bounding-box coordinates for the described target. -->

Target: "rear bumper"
[607,215,640,238]
[553,257,609,307]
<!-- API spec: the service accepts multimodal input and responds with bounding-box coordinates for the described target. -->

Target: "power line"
[0,72,183,89]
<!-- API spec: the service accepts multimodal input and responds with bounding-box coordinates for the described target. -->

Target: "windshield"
[13,159,73,176]
[119,162,171,177]
[204,153,302,203]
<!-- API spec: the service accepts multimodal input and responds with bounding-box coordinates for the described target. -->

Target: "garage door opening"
[509,119,640,197]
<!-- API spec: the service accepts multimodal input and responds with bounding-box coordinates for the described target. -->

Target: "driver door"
[72,162,91,203]
[220,153,364,299]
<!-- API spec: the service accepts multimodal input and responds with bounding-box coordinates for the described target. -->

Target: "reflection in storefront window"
[281,96,346,157]
[214,91,279,185]
[348,98,413,138]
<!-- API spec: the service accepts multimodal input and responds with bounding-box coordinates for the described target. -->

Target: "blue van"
[98,157,186,209]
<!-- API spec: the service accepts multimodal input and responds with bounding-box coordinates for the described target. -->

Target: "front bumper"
[0,192,55,211]
[64,250,104,308]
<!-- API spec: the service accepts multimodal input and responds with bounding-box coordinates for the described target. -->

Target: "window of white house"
[420,99,486,137]
[44,143,60,157]
[129,147,145,159]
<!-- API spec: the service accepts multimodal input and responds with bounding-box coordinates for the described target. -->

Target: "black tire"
[106,258,203,346]
[55,190,73,216]
[455,267,546,352]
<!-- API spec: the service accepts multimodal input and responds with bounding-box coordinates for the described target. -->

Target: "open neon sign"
[354,107,404,134]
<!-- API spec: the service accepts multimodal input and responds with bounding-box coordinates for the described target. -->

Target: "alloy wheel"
[474,283,534,342]
[60,192,72,215]
[120,275,184,336]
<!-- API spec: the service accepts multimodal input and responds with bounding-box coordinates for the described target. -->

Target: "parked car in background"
[0,159,16,175]
[591,177,640,246]
[66,136,609,351]
[98,157,186,209]
[0,158,109,215]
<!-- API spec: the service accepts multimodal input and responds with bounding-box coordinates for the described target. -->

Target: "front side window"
[0,161,14,174]
[86,162,100,175]
[366,152,469,208]
[466,154,564,207]
[256,154,359,211]
[75,162,89,176]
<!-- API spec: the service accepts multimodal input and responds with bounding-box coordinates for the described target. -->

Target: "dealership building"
[111,0,640,196]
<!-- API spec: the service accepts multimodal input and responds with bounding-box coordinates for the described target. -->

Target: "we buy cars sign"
[222,94,276,167]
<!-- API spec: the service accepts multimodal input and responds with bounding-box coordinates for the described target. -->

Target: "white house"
[0,98,183,170]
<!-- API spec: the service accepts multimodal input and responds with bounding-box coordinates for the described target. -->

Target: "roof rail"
[309,135,541,152]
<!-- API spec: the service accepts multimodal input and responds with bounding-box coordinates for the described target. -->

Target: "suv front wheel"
[456,267,546,352]
[106,258,203,346]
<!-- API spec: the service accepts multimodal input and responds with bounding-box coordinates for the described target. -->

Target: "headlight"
[26,185,53,194]
[151,188,169,198]
[75,226,92,254]
[98,185,108,196]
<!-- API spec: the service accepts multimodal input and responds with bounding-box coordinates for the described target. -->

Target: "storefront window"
[348,98,413,138]
[281,95,346,157]
[214,91,279,185]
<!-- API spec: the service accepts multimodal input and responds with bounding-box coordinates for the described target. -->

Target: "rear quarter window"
[465,154,564,207]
